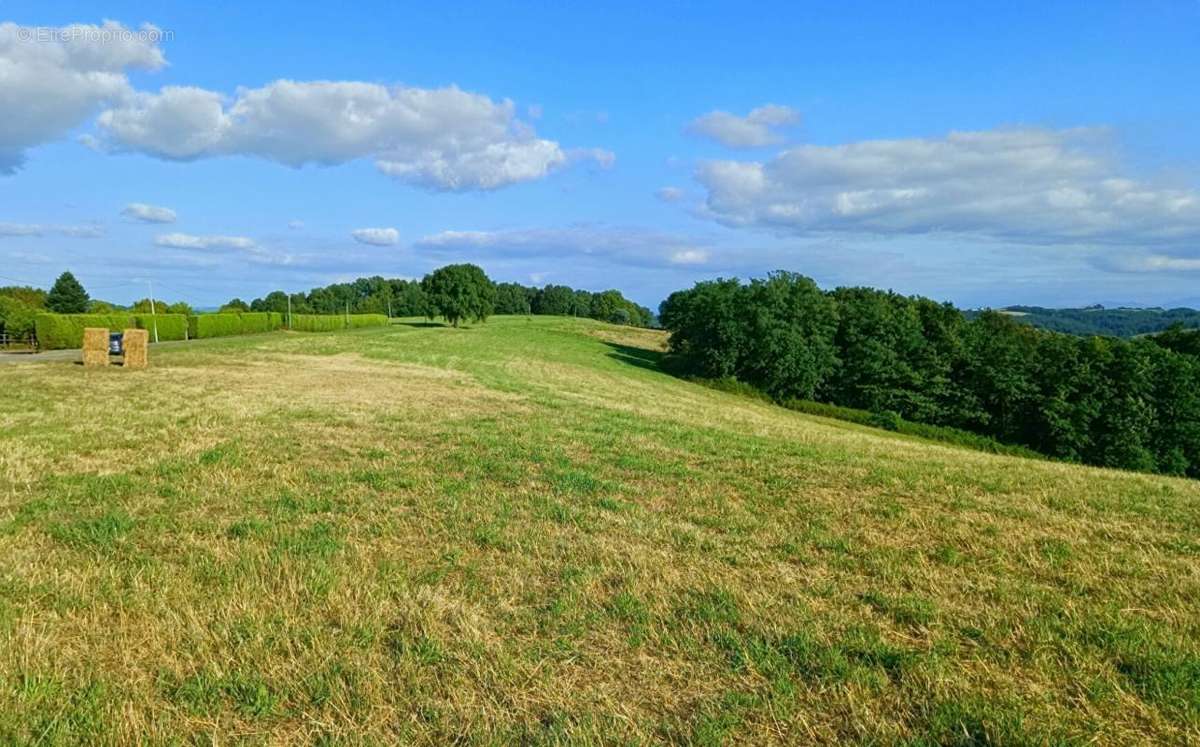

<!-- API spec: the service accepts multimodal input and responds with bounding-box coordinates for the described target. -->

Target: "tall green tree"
[45,272,89,313]
[421,264,496,327]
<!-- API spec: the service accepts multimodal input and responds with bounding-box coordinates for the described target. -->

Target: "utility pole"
[147,279,159,343]
[345,301,350,328]
[387,297,392,320]
[287,295,292,330]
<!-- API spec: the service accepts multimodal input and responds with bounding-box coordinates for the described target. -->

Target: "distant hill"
[965,304,1200,337]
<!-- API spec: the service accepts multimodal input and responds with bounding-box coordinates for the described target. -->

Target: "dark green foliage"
[34,314,188,349]
[45,272,90,314]
[421,264,496,327]
[242,272,650,328]
[662,273,1200,477]
[494,283,533,315]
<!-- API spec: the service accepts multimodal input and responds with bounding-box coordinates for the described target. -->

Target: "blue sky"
[2,2,1199,309]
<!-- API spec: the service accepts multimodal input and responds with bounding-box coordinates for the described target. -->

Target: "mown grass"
[1,316,1198,744]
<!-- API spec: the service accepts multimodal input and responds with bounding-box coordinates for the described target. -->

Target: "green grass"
[1,316,1198,744]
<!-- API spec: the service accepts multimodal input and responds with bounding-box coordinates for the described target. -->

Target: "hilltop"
[1,317,1197,744]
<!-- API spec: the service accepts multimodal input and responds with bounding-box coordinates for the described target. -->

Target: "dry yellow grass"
[0,317,1197,744]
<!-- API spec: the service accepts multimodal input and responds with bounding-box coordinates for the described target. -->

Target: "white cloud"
[0,221,103,238]
[1093,253,1200,273]
[121,202,176,223]
[415,226,721,270]
[154,232,256,250]
[656,186,684,203]
[695,127,1200,250]
[687,104,800,148]
[93,80,607,191]
[0,21,165,173]
[351,227,400,246]
[669,248,710,265]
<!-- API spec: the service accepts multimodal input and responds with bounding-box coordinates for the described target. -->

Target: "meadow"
[0,317,1197,744]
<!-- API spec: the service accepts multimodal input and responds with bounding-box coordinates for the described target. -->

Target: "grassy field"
[1,316,1198,744]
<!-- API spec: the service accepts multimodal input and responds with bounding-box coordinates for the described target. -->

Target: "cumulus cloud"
[0,21,165,173]
[695,127,1200,252]
[0,221,103,238]
[121,202,176,223]
[92,80,607,191]
[687,104,800,148]
[154,232,256,250]
[351,227,400,246]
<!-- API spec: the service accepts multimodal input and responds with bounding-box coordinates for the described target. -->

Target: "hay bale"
[82,327,109,368]
[122,328,149,369]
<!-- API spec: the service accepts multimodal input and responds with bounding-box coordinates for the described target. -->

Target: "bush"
[868,410,903,432]
[34,313,188,349]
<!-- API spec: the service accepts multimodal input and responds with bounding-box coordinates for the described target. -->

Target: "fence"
[0,333,38,352]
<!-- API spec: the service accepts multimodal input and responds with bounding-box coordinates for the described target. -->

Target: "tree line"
[228,268,654,327]
[964,304,1200,338]
[660,272,1200,477]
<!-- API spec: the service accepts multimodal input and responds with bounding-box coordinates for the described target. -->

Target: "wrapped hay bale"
[123,328,149,369]
[82,328,109,367]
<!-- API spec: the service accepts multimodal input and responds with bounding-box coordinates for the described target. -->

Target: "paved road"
[0,339,195,365]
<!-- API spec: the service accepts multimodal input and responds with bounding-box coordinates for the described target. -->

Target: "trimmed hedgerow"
[289,314,388,332]
[35,313,188,349]
[189,313,285,339]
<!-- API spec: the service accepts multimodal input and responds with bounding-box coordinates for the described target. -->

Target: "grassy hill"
[1,317,1198,744]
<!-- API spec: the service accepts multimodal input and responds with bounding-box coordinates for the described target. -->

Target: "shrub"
[868,410,903,432]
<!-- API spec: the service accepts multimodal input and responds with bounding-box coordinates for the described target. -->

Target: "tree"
[0,296,37,337]
[45,272,89,313]
[738,272,839,400]
[494,283,532,315]
[220,298,251,312]
[421,264,496,327]
[534,285,575,316]
[0,286,47,308]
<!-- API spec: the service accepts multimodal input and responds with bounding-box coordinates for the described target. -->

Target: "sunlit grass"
[1,316,1197,743]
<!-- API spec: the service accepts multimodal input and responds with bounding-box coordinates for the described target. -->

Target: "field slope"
[1,317,1198,744]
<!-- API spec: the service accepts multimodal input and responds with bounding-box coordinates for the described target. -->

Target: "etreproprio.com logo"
[16,25,174,44]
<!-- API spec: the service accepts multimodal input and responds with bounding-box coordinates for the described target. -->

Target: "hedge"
[35,313,188,349]
[291,314,389,332]
[187,312,387,338]
[189,312,284,339]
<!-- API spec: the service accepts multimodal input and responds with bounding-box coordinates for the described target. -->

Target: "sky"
[2,2,1199,310]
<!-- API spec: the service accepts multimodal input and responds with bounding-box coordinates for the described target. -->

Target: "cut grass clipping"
[81,327,108,367]
[0,316,1197,744]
